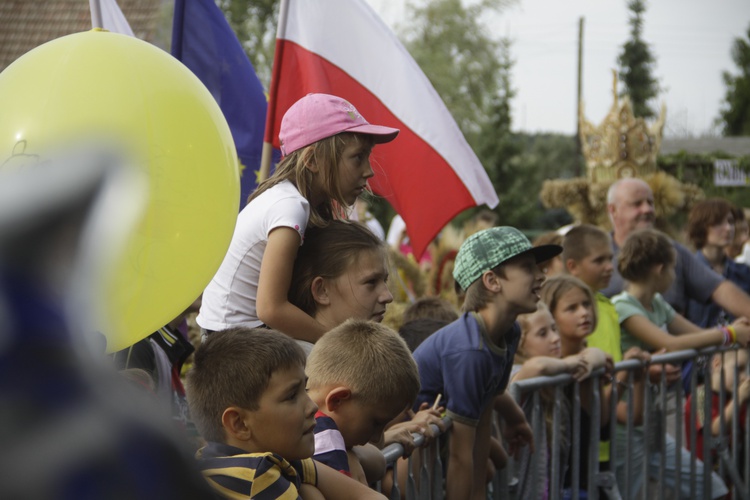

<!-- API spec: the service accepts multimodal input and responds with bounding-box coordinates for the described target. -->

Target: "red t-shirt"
[684,385,747,462]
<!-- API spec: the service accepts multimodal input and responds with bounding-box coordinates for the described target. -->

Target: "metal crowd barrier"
[376,346,749,499]
[378,417,452,500]
[506,345,750,500]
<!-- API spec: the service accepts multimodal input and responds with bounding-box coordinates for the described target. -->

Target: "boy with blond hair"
[413,226,561,500]
[563,224,622,362]
[305,319,421,484]
[187,327,385,499]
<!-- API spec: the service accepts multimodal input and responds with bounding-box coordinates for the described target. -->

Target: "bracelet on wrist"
[720,326,732,346]
[728,325,737,343]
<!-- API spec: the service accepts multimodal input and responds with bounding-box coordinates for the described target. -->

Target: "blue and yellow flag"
[172,0,277,208]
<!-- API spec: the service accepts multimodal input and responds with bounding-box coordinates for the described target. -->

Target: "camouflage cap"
[452,226,562,291]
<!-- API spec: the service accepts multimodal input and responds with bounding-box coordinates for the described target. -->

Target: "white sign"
[714,159,748,187]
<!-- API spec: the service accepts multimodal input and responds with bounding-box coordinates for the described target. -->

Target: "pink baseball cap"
[279,93,400,156]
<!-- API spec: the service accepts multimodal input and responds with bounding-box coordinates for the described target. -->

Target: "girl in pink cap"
[197,93,399,345]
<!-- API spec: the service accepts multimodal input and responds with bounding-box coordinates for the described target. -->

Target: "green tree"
[398,0,511,145]
[504,134,579,228]
[217,0,278,86]
[475,42,579,229]
[717,24,750,136]
[617,0,660,119]
[399,0,579,230]
[474,38,525,226]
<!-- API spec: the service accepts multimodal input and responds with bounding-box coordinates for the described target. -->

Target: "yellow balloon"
[0,30,240,352]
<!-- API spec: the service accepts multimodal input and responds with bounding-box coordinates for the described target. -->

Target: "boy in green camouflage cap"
[413,226,562,500]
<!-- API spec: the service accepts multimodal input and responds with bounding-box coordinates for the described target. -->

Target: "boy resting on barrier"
[305,319,421,485]
[413,226,562,500]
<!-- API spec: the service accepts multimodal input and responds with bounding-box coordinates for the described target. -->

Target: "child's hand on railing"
[647,348,682,385]
[382,424,420,457]
[409,403,448,442]
[603,353,615,378]
[623,347,651,382]
[580,347,608,372]
[729,318,750,346]
[566,354,590,381]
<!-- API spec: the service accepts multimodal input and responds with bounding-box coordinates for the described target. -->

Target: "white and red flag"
[264,0,498,258]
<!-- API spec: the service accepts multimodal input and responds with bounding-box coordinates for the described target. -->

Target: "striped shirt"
[312,411,350,476]
[196,442,317,499]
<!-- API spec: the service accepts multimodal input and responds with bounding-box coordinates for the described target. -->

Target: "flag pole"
[258,0,291,184]
[89,0,103,28]
[171,0,186,60]
[258,142,274,183]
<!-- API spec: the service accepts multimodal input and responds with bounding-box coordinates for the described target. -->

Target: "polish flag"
[264,0,498,258]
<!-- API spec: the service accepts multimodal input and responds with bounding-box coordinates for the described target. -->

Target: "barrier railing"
[380,346,750,500]
[379,417,452,500]
[507,345,749,500]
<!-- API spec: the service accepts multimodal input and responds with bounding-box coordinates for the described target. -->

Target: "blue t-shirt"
[412,312,521,426]
[685,251,750,327]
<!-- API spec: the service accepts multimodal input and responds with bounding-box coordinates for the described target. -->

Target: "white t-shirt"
[386,214,407,247]
[197,181,310,331]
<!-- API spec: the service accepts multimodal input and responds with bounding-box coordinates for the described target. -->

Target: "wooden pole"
[258,142,273,184]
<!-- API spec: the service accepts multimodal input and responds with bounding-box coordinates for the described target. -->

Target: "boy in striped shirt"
[187,327,385,499]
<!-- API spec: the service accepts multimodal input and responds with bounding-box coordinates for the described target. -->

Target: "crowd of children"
[101,93,750,500]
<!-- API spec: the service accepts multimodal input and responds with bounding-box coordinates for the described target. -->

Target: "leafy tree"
[475,42,578,230]
[474,38,524,226]
[398,0,511,145]
[399,0,578,230]
[617,0,660,119]
[217,0,278,86]
[505,133,579,228]
[717,24,750,136]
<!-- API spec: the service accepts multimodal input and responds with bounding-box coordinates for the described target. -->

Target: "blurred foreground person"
[0,147,214,499]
